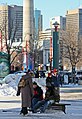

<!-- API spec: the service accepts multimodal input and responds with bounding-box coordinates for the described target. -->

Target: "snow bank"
[0,75,46,97]
[0,73,26,96]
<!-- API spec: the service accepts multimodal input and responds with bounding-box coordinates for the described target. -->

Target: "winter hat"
[33,81,37,85]
[48,73,52,77]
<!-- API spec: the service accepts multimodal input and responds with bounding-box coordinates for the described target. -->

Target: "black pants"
[21,107,28,115]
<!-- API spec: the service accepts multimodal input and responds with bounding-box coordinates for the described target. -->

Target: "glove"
[16,90,20,96]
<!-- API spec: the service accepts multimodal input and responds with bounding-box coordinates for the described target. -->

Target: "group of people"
[16,69,60,116]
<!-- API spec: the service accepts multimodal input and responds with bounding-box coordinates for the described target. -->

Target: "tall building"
[10,5,23,42]
[66,8,82,35]
[34,8,43,40]
[0,4,23,42]
[66,8,82,44]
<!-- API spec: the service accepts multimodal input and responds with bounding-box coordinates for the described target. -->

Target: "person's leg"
[20,107,28,115]
[31,98,39,109]
[40,101,49,113]
[40,100,54,113]
[32,100,46,113]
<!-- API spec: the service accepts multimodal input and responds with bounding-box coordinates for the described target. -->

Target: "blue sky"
[0,0,82,29]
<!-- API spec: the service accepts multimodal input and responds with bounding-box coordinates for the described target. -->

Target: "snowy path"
[0,111,82,119]
[60,84,82,116]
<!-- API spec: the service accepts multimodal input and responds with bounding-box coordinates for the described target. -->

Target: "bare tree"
[60,30,82,83]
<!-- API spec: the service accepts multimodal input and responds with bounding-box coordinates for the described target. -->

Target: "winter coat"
[45,86,60,103]
[51,75,59,87]
[46,75,60,102]
[20,73,34,108]
[35,71,39,78]
[46,76,52,87]
[45,87,55,101]
[33,86,43,100]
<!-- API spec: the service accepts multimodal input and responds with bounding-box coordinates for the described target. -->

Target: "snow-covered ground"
[0,75,82,119]
[60,84,82,117]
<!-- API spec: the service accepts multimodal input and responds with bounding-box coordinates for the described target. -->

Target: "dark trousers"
[32,100,46,112]
[32,100,54,113]
[21,107,28,115]
[31,98,40,111]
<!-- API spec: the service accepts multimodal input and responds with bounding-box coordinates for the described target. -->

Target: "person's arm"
[16,87,20,96]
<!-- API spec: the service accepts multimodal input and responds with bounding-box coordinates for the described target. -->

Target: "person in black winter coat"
[31,82,43,111]
[46,72,52,87]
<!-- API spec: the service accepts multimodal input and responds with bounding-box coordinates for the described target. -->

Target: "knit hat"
[33,81,37,85]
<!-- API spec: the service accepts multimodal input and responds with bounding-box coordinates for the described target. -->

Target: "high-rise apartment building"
[34,9,43,40]
[0,4,23,43]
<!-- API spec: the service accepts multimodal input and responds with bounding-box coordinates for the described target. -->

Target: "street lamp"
[53,21,59,31]
[52,21,59,70]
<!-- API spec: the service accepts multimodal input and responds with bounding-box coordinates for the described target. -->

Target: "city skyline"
[0,0,82,29]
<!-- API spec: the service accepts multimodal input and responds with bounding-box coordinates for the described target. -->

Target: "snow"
[0,73,26,96]
[0,74,82,118]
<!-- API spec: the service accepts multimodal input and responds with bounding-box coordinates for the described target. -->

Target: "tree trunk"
[7,49,11,73]
[72,65,76,84]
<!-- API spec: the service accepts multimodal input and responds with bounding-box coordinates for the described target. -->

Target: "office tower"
[10,5,23,42]
[0,4,23,52]
[66,8,82,35]
[34,8,43,40]
[66,8,82,44]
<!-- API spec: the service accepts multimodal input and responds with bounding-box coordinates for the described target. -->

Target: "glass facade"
[34,9,42,40]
